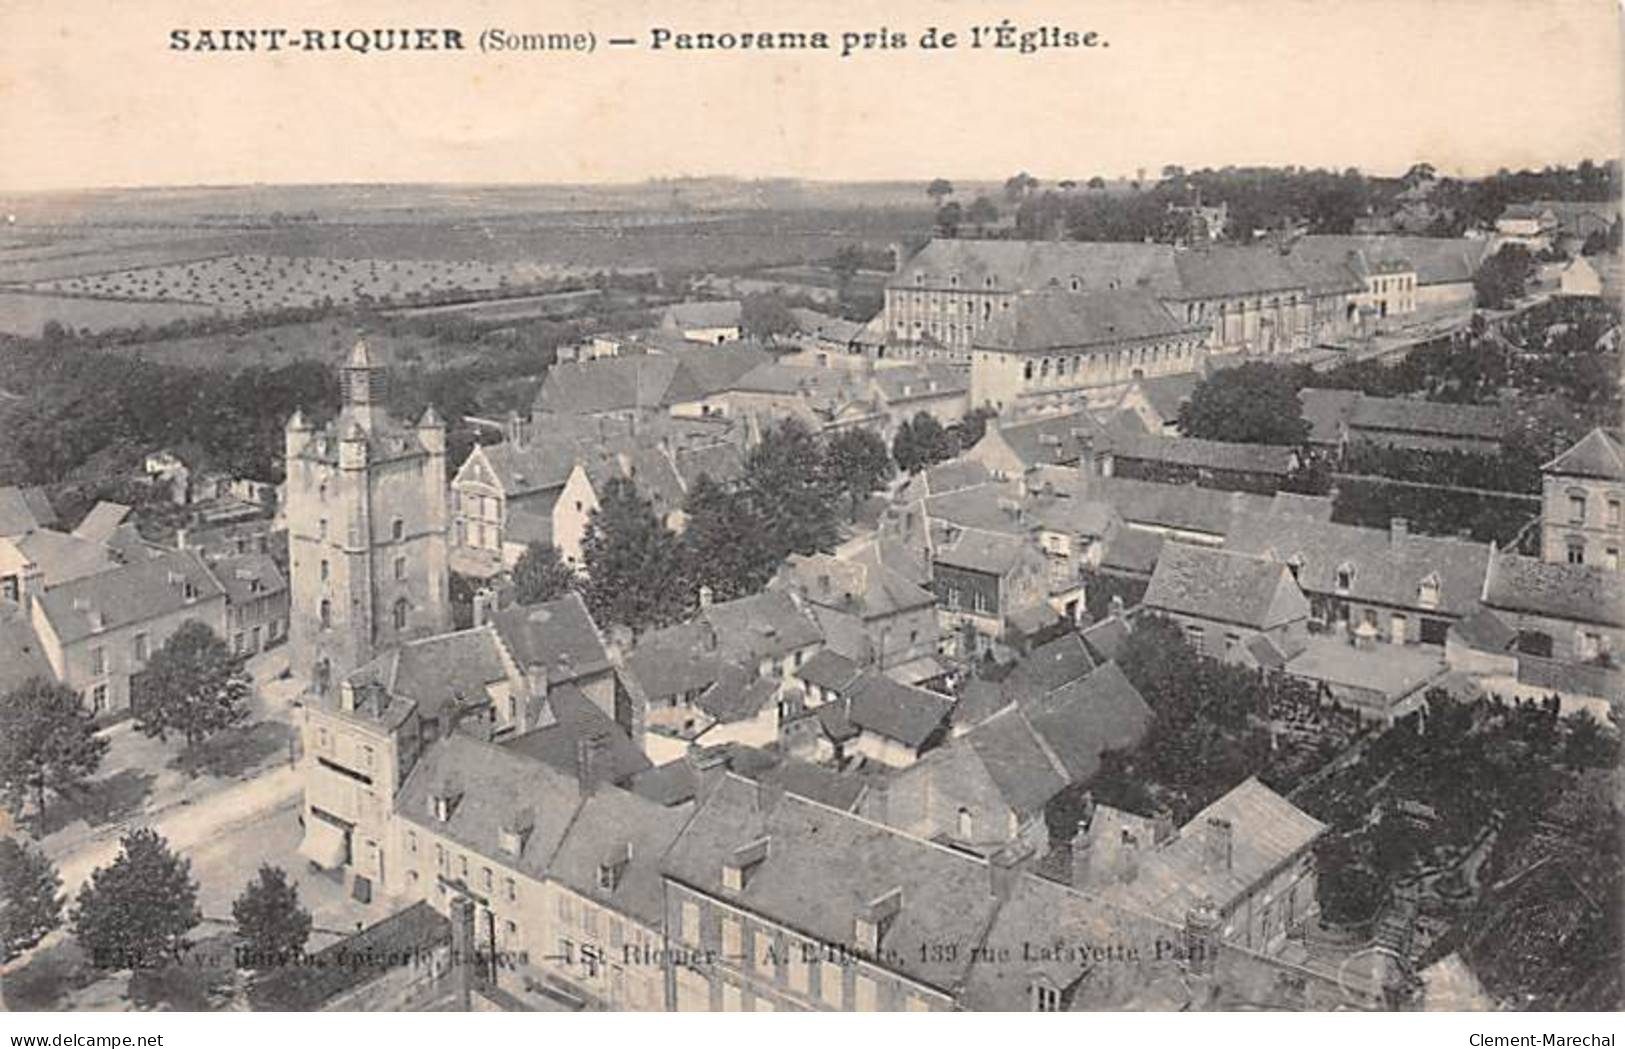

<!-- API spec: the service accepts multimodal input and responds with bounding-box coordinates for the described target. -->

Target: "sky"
[1,0,1621,191]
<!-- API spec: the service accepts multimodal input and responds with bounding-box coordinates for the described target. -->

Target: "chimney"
[1182,897,1222,978]
[1108,594,1126,620]
[1152,807,1177,846]
[174,527,189,551]
[722,836,771,893]
[855,888,904,955]
[1204,817,1233,872]
[448,895,479,1009]
[698,584,714,608]
[1069,820,1094,888]
[339,680,358,713]
[506,410,527,449]
[989,845,1027,901]
[1390,517,1409,544]
[577,734,608,794]
[1117,830,1141,884]
[471,588,495,628]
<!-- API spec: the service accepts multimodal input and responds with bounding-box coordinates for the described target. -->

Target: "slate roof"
[662,299,743,331]
[35,548,224,645]
[1131,373,1202,423]
[1268,491,1334,521]
[778,548,935,620]
[922,480,1029,535]
[795,648,863,692]
[1288,235,1488,287]
[1098,527,1166,577]
[72,502,131,545]
[8,528,116,587]
[363,626,511,724]
[1108,433,1297,477]
[869,363,968,403]
[0,487,46,536]
[699,589,825,661]
[932,528,1028,576]
[790,307,866,345]
[1023,662,1153,783]
[1225,513,1491,618]
[396,733,584,884]
[1449,608,1518,652]
[1092,477,1273,537]
[546,788,695,929]
[211,551,287,605]
[1142,542,1309,630]
[1080,614,1133,663]
[974,289,1201,352]
[1542,428,1625,481]
[979,411,1112,469]
[672,442,746,489]
[1348,395,1505,442]
[488,592,613,683]
[696,665,780,724]
[1483,550,1625,628]
[1001,633,1096,700]
[1101,777,1326,919]
[920,459,993,496]
[536,355,687,416]
[501,684,652,785]
[470,432,582,495]
[962,705,1071,815]
[1171,246,1309,298]
[893,239,1183,296]
[661,774,1003,994]
[844,670,954,749]
[629,759,702,807]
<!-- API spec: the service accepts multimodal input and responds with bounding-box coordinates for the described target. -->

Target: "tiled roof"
[1542,428,1625,481]
[624,622,727,700]
[981,410,1112,469]
[963,706,1071,815]
[790,307,866,345]
[844,670,953,749]
[671,343,774,396]
[893,239,1183,296]
[932,528,1028,576]
[536,355,686,416]
[699,589,825,661]
[1108,433,1297,476]
[661,774,1003,994]
[1143,542,1309,630]
[696,665,780,724]
[920,459,993,496]
[396,733,583,884]
[922,480,1029,535]
[1171,246,1308,298]
[1483,550,1625,628]
[501,684,652,785]
[1225,513,1491,617]
[869,363,968,403]
[1029,663,1152,773]
[795,648,863,692]
[974,290,1201,353]
[546,788,695,929]
[0,486,46,536]
[1288,235,1488,287]
[1268,491,1334,521]
[1449,608,1518,652]
[1100,777,1326,919]
[375,626,512,722]
[662,299,743,330]
[472,433,582,495]
[1080,615,1133,663]
[778,548,935,620]
[489,592,613,683]
[629,759,702,807]
[1098,527,1166,576]
[36,548,224,645]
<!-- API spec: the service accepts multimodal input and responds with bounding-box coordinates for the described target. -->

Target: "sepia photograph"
[0,0,1621,1026]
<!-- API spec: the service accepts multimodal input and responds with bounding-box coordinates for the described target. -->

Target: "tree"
[744,418,842,561]
[935,201,963,237]
[965,196,1000,228]
[740,292,798,343]
[825,428,894,519]
[1475,244,1536,309]
[511,541,576,606]
[232,864,312,970]
[72,828,200,971]
[580,476,689,633]
[132,621,251,763]
[829,244,867,292]
[1086,176,1107,190]
[1177,362,1311,446]
[1004,172,1040,202]
[926,178,954,205]
[681,473,777,603]
[0,677,108,828]
[0,836,64,961]
[892,412,958,475]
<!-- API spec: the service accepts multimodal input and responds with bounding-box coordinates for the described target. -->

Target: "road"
[54,763,302,895]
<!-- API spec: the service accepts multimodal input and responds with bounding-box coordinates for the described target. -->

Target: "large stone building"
[1538,427,1624,569]
[284,339,452,693]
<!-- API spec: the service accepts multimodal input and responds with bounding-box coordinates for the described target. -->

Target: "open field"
[97,317,487,371]
[0,291,219,337]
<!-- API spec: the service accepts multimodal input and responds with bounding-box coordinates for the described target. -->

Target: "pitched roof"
[932,528,1029,576]
[7,528,116,587]
[978,410,1112,469]
[366,626,512,723]
[1143,542,1309,630]
[501,684,652,785]
[893,239,1183,296]
[488,592,613,683]
[470,432,582,495]
[1225,513,1491,617]
[1283,635,1448,700]
[696,665,780,724]
[546,788,695,929]
[795,648,863,692]
[671,441,746,490]
[790,307,866,345]
[536,355,686,416]
[920,459,993,496]
[210,551,287,605]
[1347,394,1504,441]
[662,299,743,331]
[629,759,702,807]
[1130,373,1202,422]
[844,670,954,749]
[1449,607,1518,652]
[963,706,1071,815]
[1289,235,1489,287]
[699,589,825,661]
[396,733,582,883]
[1268,491,1334,521]
[1542,428,1625,481]
[1080,614,1133,663]
[1101,778,1326,919]
[72,502,131,544]
[1092,477,1273,537]
[1098,527,1166,576]
[973,289,1201,353]
[1171,246,1308,298]
[778,548,935,621]
[1000,633,1096,700]
[0,486,46,536]
[1108,432,1297,477]
[1023,662,1153,783]
[1483,550,1625,628]
[661,774,1003,994]
[35,548,224,645]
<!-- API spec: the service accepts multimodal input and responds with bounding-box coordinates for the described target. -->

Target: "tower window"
[393,597,410,631]
[394,556,406,581]
[392,518,405,542]
[319,599,332,629]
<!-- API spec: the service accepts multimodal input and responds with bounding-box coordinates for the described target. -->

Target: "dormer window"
[1417,573,1441,610]
[1286,554,1304,582]
[722,836,770,892]
[914,273,925,286]
[949,273,960,288]
[1335,563,1354,592]
[498,809,534,857]
[429,778,463,823]
[854,887,903,955]
[598,842,632,891]
[957,807,974,839]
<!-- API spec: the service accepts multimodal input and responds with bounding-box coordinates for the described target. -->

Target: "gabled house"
[1140,542,1310,663]
[1538,427,1624,570]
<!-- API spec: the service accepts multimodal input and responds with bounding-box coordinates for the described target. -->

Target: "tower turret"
[339,337,385,433]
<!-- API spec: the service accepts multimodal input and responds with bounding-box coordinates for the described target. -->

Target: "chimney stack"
[471,588,495,628]
[1117,830,1141,884]
[1390,517,1409,544]
[988,845,1026,901]
[1204,817,1233,872]
[448,895,480,1010]
[1182,896,1222,979]
[1152,807,1177,846]
[1069,820,1094,889]
[339,680,358,713]
[577,734,608,794]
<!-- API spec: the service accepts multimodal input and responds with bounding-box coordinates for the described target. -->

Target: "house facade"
[1539,428,1625,570]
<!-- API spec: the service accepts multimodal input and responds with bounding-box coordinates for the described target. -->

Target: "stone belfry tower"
[284,338,451,693]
